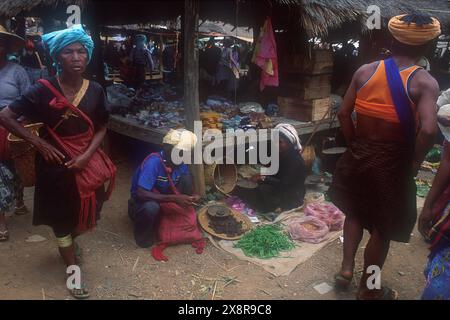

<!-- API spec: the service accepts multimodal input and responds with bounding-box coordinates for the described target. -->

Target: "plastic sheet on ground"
[207,207,342,277]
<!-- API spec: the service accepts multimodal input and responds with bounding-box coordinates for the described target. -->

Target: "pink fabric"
[253,18,279,91]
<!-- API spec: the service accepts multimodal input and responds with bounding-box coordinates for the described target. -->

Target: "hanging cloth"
[252,17,279,91]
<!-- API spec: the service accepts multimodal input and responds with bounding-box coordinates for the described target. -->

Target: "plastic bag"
[288,216,329,244]
[239,102,264,114]
[225,196,256,217]
[305,202,345,231]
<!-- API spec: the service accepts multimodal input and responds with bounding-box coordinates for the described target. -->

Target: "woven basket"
[7,123,43,187]
[302,145,316,169]
[204,162,237,194]
[197,204,253,240]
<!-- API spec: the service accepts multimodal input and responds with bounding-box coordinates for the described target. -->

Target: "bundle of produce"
[234,224,295,259]
[425,146,442,163]
[222,115,243,130]
[287,216,329,244]
[200,112,223,130]
[207,206,244,237]
[416,179,432,198]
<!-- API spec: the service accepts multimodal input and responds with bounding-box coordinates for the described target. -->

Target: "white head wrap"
[275,123,302,152]
[162,129,198,152]
[438,105,450,142]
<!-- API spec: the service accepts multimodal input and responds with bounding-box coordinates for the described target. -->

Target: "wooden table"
[107,114,340,146]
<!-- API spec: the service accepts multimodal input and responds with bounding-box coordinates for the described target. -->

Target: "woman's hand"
[173,194,195,208]
[34,139,66,165]
[418,206,434,239]
[250,174,264,183]
[65,154,90,170]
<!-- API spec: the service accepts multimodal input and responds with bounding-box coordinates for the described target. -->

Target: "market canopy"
[1,0,449,37]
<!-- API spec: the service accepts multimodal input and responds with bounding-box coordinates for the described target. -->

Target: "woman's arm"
[412,73,439,174]
[0,107,65,164]
[419,141,450,237]
[65,123,107,170]
[136,187,198,208]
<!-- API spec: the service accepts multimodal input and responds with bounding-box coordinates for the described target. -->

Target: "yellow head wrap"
[162,129,198,152]
[388,14,441,46]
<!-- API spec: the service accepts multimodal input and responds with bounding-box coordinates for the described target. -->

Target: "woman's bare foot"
[334,262,354,289]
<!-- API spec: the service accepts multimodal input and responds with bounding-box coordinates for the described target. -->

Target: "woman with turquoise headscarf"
[0,24,116,299]
[129,34,153,90]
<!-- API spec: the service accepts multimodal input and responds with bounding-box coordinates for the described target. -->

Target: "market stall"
[105,82,341,145]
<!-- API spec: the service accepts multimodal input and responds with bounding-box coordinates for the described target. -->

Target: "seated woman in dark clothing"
[234,123,307,214]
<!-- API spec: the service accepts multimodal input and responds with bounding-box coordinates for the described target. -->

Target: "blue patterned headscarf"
[42,24,94,73]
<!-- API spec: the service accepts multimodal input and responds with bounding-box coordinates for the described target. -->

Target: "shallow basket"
[204,162,237,194]
[7,123,43,187]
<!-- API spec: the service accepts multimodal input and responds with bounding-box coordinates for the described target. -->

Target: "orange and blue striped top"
[355,60,422,123]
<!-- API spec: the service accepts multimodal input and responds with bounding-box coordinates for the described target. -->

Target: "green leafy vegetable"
[234,224,295,259]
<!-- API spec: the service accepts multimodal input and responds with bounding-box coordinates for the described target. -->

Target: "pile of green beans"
[234,224,295,259]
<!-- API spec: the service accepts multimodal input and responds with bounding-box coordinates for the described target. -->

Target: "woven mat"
[207,207,342,277]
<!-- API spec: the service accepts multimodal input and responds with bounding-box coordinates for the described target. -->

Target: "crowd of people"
[0,12,448,300]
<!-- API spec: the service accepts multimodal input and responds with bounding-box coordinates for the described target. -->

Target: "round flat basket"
[198,204,253,240]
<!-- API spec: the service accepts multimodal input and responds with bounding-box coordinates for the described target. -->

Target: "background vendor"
[129,129,200,248]
[129,34,153,90]
[234,123,307,214]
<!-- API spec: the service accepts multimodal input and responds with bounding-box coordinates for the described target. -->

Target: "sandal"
[0,230,9,242]
[14,205,29,216]
[357,287,399,300]
[334,272,353,290]
[68,284,90,300]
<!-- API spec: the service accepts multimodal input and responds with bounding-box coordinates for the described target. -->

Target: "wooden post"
[184,0,206,196]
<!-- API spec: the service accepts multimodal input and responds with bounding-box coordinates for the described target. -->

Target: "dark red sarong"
[328,138,416,243]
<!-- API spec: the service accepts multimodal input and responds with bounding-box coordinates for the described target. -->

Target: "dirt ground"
[0,137,432,300]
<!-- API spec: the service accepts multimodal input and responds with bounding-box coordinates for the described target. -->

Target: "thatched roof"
[0,0,369,37]
[0,0,86,17]
[3,0,447,37]
[274,0,367,36]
